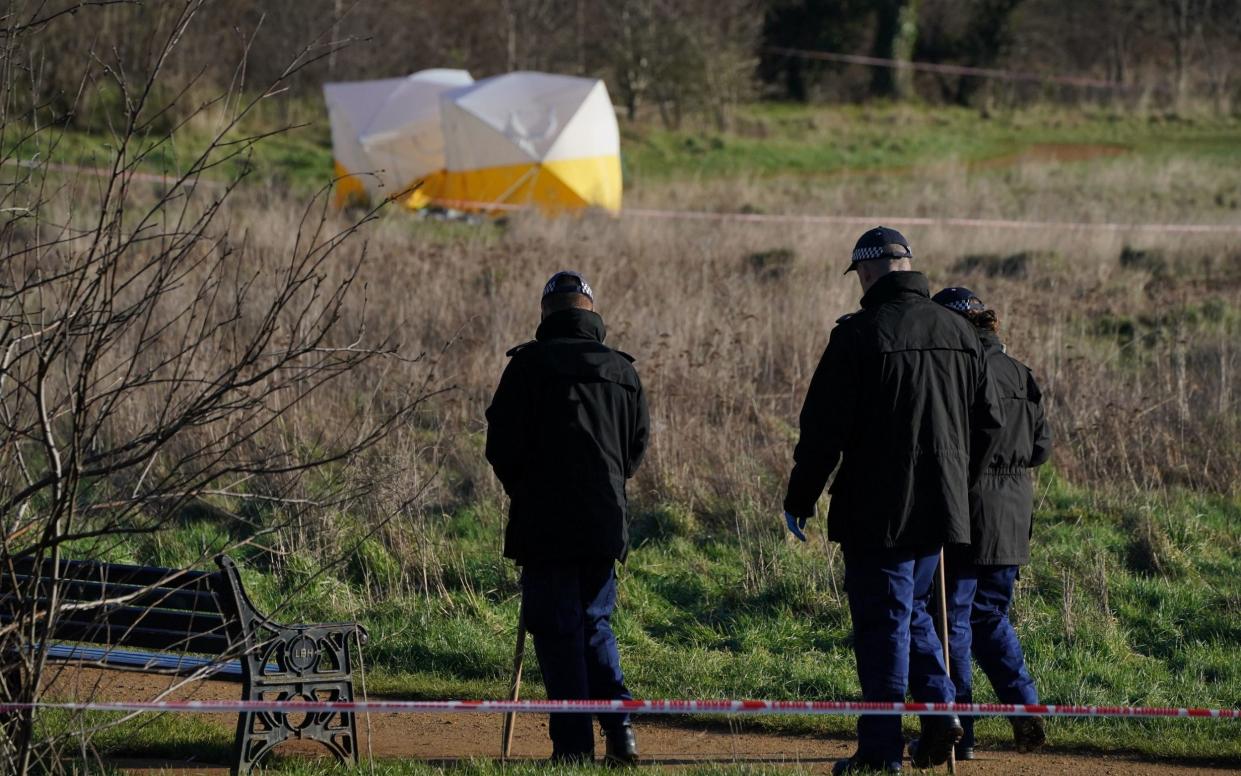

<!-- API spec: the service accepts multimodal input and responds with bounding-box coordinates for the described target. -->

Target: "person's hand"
[784,511,807,542]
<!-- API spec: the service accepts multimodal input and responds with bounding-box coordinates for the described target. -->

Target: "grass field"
[14,102,1241,195]
[12,102,1241,770]
[72,475,1241,768]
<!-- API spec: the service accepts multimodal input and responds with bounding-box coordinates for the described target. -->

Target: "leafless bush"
[0,3,438,772]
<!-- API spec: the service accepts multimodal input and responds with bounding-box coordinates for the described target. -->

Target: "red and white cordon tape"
[762,46,1130,91]
[431,199,1241,236]
[11,159,1239,236]
[4,699,1238,719]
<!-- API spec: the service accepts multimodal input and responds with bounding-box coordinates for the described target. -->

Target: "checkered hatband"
[944,297,984,313]
[543,272,594,301]
[850,244,913,263]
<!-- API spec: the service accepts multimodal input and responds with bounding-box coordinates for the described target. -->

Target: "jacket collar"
[859,271,930,310]
[536,308,607,344]
[979,329,1005,353]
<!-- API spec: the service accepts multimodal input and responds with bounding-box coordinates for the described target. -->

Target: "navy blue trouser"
[843,545,955,768]
[521,560,631,756]
[946,563,1039,748]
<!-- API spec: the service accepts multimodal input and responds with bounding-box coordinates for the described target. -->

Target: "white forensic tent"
[323,69,473,207]
[437,72,622,213]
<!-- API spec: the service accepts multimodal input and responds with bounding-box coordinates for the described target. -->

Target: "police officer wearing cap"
[930,287,1050,760]
[782,227,1004,774]
[485,271,650,765]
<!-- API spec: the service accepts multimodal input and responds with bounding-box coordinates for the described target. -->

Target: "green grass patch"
[9,103,1240,200]
[65,477,1241,766]
[622,104,1241,182]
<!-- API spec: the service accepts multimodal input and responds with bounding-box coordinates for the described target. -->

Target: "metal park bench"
[1,554,368,774]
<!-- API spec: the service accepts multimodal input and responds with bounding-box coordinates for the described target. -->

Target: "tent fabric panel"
[361,122,449,197]
[326,108,374,198]
[544,81,620,163]
[451,72,595,125]
[323,79,404,202]
[543,154,623,213]
[437,163,588,212]
[445,72,598,161]
[441,100,538,170]
[358,70,473,196]
[398,169,447,210]
[332,160,370,209]
[323,78,405,132]
[361,69,473,143]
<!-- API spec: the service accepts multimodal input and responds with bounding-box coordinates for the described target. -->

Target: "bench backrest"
[2,557,235,655]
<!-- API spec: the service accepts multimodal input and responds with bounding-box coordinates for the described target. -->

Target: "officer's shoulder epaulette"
[505,340,537,358]
[615,349,637,363]
[835,310,861,325]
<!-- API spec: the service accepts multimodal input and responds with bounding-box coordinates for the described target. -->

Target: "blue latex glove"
[784,511,807,542]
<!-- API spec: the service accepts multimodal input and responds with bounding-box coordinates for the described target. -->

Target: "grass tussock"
[18,105,1241,765]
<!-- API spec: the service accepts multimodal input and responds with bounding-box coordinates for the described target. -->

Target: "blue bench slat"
[44,643,247,678]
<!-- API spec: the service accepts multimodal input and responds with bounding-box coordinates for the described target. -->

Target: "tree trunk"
[504,0,519,72]
[328,0,342,79]
[1171,1,1188,108]
[955,0,1023,106]
[576,0,587,74]
[892,0,920,100]
[871,0,919,99]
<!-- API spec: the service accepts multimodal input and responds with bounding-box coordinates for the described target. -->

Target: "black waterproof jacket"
[783,272,1004,549]
[966,331,1051,565]
[486,308,650,565]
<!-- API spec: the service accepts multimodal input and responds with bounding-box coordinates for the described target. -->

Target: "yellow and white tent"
[323,69,473,207]
[437,72,622,213]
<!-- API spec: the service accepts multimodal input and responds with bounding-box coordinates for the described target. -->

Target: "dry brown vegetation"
[10,137,1238,583]
[271,169,1241,525]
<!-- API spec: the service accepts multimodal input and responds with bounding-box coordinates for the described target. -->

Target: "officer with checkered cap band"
[781,227,1005,774]
[843,226,914,275]
[929,285,1051,761]
[485,270,649,765]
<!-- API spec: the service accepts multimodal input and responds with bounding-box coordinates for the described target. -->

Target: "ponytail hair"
[964,308,1000,333]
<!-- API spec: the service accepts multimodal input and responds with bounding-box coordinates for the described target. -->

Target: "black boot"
[1010,715,1046,753]
[909,714,964,768]
[603,723,639,766]
[910,737,974,763]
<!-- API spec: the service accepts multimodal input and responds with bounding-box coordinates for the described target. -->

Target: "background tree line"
[19,0,1241,129]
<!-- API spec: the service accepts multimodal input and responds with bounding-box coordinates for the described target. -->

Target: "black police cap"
[931,286,987,314]
[845,226,913,274]
[542,270,594,302]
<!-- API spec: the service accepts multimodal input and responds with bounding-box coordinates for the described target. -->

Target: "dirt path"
[965,142,1129,171]
[46,668,1239,775]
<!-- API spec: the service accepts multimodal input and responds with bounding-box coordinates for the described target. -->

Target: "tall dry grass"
[266,163,1240,516]
[37,152,1241,593]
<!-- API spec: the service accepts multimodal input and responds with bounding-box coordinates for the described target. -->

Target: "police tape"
[762,46,1129,91]
[4,699,1238,719]
[10,159,1238,235]
[430,199,1241,236]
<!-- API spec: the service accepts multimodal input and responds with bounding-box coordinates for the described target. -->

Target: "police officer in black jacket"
[932,287,1051,760]
[486,271,650,765]
[782,227,1004,774]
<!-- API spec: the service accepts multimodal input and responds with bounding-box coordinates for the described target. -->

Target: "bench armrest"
[285,622,369,646]
[213,555,370,677]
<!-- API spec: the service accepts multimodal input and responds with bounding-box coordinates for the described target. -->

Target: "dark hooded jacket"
[966,330,1051,565]
[486,308,650,565]
[783,271,1004,549]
